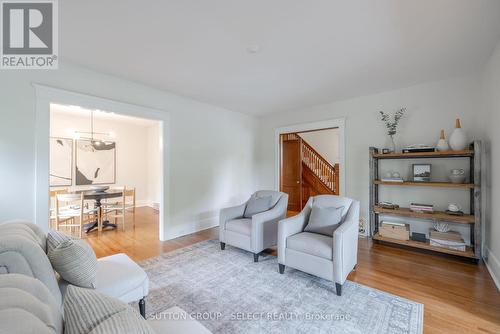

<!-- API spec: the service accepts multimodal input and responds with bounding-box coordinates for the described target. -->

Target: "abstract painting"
[50,137,73,186]
[75,140,116,185]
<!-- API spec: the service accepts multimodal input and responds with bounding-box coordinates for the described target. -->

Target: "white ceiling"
[60,0,500,115]
[50,104,159,127]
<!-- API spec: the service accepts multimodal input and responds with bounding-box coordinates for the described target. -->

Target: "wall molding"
[33,83,171,241]
[484,246,500,291]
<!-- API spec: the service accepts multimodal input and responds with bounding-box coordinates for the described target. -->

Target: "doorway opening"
[48,104,162,243]
[279,127,341,212]
[34,84,170,242]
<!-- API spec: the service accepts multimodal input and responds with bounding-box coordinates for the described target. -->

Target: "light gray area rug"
[140,240,423,334]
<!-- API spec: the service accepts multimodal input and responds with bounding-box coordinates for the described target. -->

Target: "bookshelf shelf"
[373,150,474,159]
[373,206,475,224]
[373,180,475,189]
[369,142,481,260]
[372,233,476,259]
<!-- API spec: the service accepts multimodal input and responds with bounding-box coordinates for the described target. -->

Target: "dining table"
[70,189,123,233]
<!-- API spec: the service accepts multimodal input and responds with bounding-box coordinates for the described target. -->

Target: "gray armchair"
[219,190,288,262]
[277,195,360,296]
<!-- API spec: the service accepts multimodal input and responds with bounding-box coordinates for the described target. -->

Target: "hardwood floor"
[85,207,500,333]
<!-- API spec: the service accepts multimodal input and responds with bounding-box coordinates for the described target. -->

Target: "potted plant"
[379,108,406,153]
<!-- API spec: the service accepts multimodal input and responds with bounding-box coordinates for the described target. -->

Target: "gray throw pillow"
[47,230,97,288]
[244,195,272,218]
[304,205,344,236]
[64,285,155,334]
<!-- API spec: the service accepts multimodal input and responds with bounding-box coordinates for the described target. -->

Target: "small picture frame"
[412,164,431,182]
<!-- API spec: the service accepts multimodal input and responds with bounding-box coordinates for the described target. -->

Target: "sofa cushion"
[0,274,63,334]
[64,285,154,334]
[312,195,353,222]
[93,253,149,303]
[225,218,252,235]
[304,205,343,236]
[243,195,272,218]
[47,230,97,288]
[287,232,333,260]
[0,221,47,252]
[253,190,282,208]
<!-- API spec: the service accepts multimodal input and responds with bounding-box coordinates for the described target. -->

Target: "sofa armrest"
[250,194,288,251]
[219,202,247,242]
[277,212,309,264]
[333,200,360,285]
[0,235,62,306]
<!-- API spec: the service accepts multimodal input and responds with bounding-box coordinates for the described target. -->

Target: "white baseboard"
[135,200,159,209]
[164,216,219,240]
[483,246,500,291]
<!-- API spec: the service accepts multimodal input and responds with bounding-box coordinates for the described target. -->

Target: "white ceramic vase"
[436,129,450,151]
[449,118,467,151]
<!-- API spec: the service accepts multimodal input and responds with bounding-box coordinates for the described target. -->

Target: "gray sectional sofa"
[0,220,211,334]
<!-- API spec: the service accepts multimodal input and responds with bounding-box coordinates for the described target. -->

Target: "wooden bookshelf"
[372,233,476,258]
[373,205,475,224]
[369,142,482,260]
[373,149,474,159]
[374,180,475,189]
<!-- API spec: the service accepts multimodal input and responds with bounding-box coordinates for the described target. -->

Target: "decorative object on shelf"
[446,210,464,216]
[449,168,466,184]
[379,108,406,153]
[433,221,451,233]
[402,144,435,153]
[381,171,404,183]
[447,203,462,212]
[412,164,431,182]
[379,221,410,241]
[449,118,468,151]
[378,201,400,210]
[411,232,427,242]
[382,148,391,154]
[436,129,450,152]
[410,203,434,213]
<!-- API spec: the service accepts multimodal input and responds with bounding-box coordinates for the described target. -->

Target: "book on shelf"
[410,203,434,212]
[429,238,466,251]
[380,221,406,227]
[381,177,404,183]
[429,229,463,242]
[402,145,435,153]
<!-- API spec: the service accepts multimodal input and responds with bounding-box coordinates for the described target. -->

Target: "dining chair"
[49,188,68,229]
[55,193,100,238]
[102,187,136,231]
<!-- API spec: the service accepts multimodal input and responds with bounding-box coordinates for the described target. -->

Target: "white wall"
[299,128,339,165]
[257,74,485,240]
[0,62,258,239]
[482,40,500,288]
[50,111,159,207]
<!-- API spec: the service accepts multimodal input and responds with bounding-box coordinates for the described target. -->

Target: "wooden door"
[280,136,301,211]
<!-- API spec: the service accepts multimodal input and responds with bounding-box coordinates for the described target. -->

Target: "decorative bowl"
[89,185,109,192]
[449,174,466,184]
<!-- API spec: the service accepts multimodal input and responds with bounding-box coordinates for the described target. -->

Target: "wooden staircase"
[281,133,339,208]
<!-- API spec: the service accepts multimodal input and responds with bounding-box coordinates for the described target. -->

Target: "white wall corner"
[164,216,219,240]
[483,246,500,291]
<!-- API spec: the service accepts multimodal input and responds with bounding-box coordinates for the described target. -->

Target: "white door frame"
[33,84,171,240]
[274,118,346,196]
